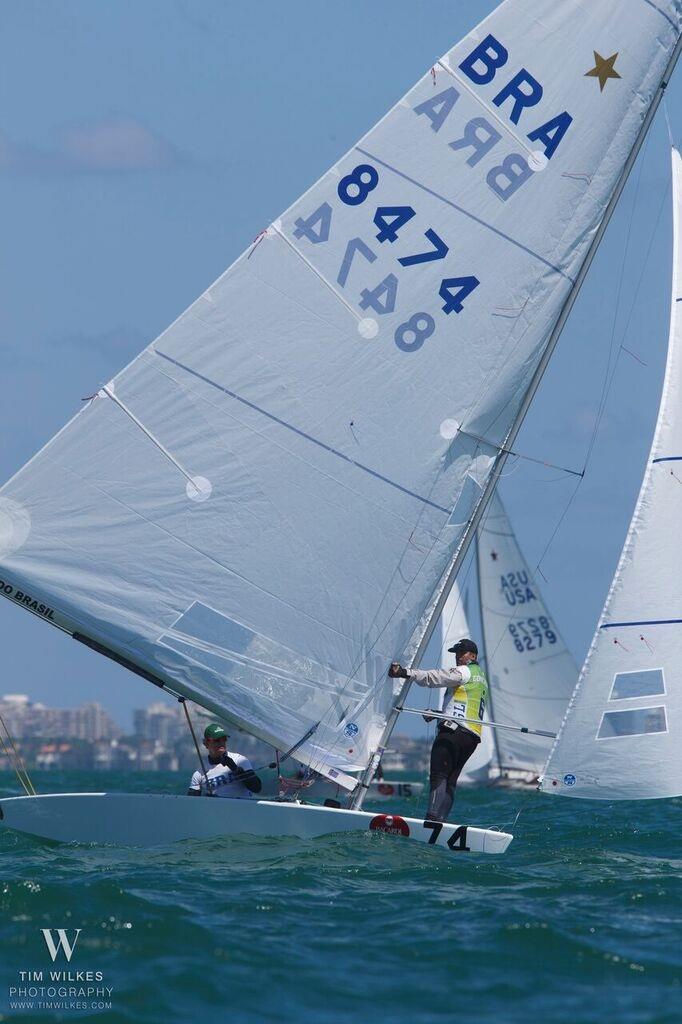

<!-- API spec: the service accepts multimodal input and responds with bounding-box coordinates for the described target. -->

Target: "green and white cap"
[204,723,228,740]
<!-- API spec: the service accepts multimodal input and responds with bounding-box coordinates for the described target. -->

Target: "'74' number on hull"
[423,821,470,850]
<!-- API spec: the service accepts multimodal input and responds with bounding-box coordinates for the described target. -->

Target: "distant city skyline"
[0,691,426,776]
[0,691,209,739]
[0,690,421,745]
[0,691,119,740]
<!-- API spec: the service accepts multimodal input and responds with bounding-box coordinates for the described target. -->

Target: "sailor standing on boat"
[389,639,487,821]
[187,723,262,798]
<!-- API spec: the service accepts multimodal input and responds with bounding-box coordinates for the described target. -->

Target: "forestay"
[477,491,576,776]
[541,148,682,800]
[0,1,679,783]
[440,580,495,782]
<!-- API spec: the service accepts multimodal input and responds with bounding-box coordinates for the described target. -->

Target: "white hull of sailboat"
[369,780,424,799]
[276,778,425,801]
[460,769,540,790]
[488,775,539,791]
[0,793,511,854]
[458,764,497,788]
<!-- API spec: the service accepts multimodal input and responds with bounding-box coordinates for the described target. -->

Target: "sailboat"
[541,146,682,802]
[475,490,577,784]
[291,486,576,799]
[437,490,575,788]
[0,0,679,850]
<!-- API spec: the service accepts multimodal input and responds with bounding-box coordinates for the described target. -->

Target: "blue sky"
[0,1,679,733]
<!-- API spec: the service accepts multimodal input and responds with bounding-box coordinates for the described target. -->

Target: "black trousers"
[427,725,480,822]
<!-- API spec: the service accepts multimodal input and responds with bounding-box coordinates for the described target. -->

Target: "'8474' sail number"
[291,162,480,353]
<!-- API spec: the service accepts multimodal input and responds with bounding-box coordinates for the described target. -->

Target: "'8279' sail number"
[423,821,470,850]
[508,616,557,653]
[291,162,480,353]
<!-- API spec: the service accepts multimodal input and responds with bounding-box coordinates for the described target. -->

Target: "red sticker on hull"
[369,814,410,837]
[377,783,395,796]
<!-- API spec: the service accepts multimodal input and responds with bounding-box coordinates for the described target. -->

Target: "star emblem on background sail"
[585,51,621,91]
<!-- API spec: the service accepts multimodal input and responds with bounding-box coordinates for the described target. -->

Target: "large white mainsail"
[477,490,576,777]
[0,2,679,795]
[541,147,682,800]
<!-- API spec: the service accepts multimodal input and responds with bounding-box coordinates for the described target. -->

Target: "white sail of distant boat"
[440,580,495,784]
[476,490,577,780]
[0,0,679,848]
[541,146,682,801]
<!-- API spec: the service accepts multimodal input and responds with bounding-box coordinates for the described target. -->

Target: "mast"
[350,33,682,810]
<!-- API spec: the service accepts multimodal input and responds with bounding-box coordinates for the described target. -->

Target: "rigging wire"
[0,713,36,796]
[527,135,671,584]
[0,718,35,796]
[663,98,674,148]
[487,788,538,834]
[497,454,523,478]
[609,178,671,368]
[466,112,664,472]
[581,129,658,475]
[512,169,671,606]
[0,731,31,796]
[180,698,213,796]
[416,712,435,821]
[534,476,584,583]
[456,426,583,478]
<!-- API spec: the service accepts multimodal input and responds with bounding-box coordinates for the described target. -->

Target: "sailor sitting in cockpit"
[187,723,262,798]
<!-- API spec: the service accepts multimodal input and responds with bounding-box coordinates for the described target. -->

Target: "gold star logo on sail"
[585,51,621,92]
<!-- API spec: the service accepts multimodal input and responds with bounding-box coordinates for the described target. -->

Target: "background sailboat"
[0,0,680,847]
[541,147,682,801]
[476,490,577,782]
[439,491,575,787]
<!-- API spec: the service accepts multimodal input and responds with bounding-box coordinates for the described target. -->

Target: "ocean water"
[0,771,680,1024]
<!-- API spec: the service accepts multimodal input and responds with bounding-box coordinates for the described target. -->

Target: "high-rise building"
[0,694,120,741]
[133,702,185,745]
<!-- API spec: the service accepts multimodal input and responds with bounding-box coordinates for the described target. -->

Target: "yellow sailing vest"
[443,662,488,738]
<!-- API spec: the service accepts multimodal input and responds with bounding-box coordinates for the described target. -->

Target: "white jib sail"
[440,580,495,782]
[0,2,679,783]
[477,490,577,776]
[541,146,682,800]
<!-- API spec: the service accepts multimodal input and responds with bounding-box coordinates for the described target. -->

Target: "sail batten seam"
[435,59,536,158]
[271,224,362,323]
[154,350,453,515]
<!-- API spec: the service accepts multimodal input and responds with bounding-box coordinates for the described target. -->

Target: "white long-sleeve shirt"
[189,752,255,799]
[408,666,471,697]
[408,665,481,735]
